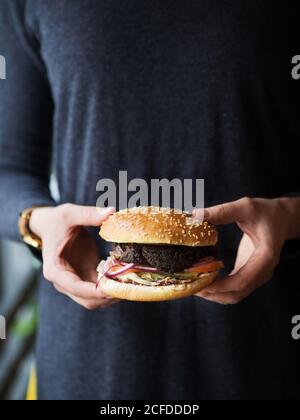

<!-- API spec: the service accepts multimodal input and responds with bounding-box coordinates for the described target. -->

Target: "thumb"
[64,205,115,227]
[201,199,247,225]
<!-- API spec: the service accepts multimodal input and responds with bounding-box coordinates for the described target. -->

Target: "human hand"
[193,197,300,305]
[30,204,118,309]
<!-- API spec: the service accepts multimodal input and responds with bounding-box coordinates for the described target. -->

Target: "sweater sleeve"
[0,0,56,241]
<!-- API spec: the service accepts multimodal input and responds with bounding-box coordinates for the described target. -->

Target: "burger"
[97,207,223,302]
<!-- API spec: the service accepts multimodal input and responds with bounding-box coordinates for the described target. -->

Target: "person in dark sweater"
[1,0,300,400]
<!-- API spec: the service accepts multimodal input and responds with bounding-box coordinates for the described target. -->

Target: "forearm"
[278,197,300,240]
[0,168,56,241]
[29,206,55,238]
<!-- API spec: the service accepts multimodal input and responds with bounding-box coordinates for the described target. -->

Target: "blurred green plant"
[11,302,38,339]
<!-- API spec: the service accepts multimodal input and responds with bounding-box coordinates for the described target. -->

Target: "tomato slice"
[109,261,224,276]
[108,265,140,274]
[185,260,224,273]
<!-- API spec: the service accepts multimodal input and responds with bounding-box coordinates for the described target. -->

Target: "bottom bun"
[100,271,218,302]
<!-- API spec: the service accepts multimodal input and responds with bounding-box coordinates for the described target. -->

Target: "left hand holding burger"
[194,197,300,305]
[30,204,118,310]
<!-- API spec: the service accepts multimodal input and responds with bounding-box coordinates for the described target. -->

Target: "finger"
[44,252,119,300]
[76,267,99,284]
[196,290,247,305]
[44,264,105,300]
[63,204,115,227]
[204,248,274,294]
[68,295,119,310]
[194,198,254,225]
[54,284,119,307]
[189,208,205,223]
[232,234,255,274]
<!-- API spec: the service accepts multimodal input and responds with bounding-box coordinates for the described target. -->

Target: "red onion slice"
[132,265,160,273]
[96,269,114,289]
[115,260,128,267]
[103,257,116,272]
[96,260,128,289]
[108,263,135,278]
[116,261,159,273]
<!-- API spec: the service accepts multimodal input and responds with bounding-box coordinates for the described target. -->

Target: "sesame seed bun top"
[99,207,218,247]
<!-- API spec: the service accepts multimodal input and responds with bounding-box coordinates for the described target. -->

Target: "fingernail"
[204,209,210,220]
[190,209,208,222]
[98,207,115,215]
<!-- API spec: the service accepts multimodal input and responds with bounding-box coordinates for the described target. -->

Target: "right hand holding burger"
[30,204,118,310]
[193,197,300,305]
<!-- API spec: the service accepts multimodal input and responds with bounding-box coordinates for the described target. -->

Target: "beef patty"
[112,243,218,273]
